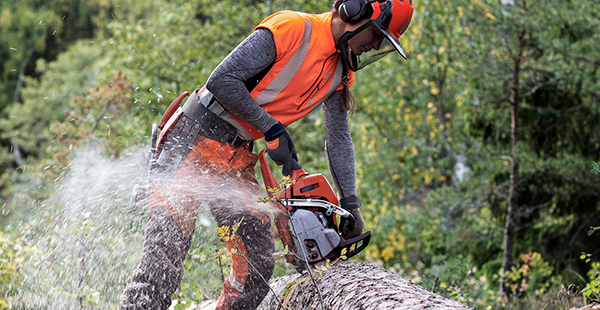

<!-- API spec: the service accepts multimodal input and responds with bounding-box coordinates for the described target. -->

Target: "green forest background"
[1,0,599,309]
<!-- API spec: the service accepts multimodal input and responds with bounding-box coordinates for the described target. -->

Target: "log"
[570,303,600,310]
[257,261,472,310]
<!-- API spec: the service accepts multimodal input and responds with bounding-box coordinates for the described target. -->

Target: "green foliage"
[503,252,562,298]
[51,71,136,160]
[593,162,600,175]
[0,230,35,307]
[350,0,600,308]
[581,253,600,303]
[0,0,599,309]
[2,41,104,159]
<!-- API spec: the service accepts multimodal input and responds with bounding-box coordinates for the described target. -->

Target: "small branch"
[12,47,35,104]
[10,138,25,166]
[232,243,287,310]
[90,99,111,134]
[570,54,600,66]
[569,210,600,245]
[502,36,515,60]
[519,83,543,99]
[493,187,508,201]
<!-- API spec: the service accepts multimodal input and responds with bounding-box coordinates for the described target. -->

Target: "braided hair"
[331,0,356,114]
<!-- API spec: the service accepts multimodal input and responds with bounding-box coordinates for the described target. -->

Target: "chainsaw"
[257,149,371,269]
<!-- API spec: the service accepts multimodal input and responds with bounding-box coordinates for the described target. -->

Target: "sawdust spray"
[15,143,278,309]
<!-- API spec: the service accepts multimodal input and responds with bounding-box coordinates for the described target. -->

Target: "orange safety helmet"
[337,0,414,71]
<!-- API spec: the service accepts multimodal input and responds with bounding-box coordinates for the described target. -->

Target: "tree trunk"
[257,262,472,310]
[571,303,600,310]
[500,23,526,296]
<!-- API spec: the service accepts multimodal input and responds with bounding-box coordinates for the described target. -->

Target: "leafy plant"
[581,252,600,303]
[503,252,562,298]
[0,230,35,308]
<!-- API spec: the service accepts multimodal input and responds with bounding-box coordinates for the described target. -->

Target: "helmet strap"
[337,21,373,71]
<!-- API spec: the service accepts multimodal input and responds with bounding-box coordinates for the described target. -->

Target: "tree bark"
[571,303,600,310]
[12,46,34,104]
[257,262,472,310]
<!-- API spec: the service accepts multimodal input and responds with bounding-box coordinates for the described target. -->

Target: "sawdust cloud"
[16,144,278,309]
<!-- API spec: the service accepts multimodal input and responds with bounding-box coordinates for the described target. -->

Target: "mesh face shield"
[338,0,411,71]
[355,23,407,70]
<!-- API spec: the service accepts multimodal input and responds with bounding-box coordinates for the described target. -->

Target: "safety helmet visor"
[354,23,405,70]
[337,0,411,71]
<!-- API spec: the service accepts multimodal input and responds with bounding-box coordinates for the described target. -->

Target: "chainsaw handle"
[258,149,307,185]
[345,212,356,225]
[290,160,304,180]
[258,149,280,197]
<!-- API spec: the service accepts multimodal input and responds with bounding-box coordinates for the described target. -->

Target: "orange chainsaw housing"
[258,149,371,268]
[258,149,340,264]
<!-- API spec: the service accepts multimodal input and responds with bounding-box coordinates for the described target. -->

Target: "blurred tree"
[349,0,600,305]
[351,0,473,270]
[462,0,600,297]
[0,0,170,219]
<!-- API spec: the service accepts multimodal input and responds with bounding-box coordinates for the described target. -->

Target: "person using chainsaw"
[119,0,413,309]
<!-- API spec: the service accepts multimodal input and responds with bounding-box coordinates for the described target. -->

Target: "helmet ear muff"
[339,0,373,24]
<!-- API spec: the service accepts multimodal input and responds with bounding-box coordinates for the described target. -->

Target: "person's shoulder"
[257,10,306,32]
[256,10,309,56]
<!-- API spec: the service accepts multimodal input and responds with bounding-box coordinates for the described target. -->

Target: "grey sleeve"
[206,28,279,133]
[323,91,357,198]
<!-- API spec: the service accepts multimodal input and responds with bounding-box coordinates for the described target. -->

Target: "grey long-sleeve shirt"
[206,28,357,198]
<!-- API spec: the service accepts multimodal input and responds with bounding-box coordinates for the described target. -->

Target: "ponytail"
[331,0,355,114]
[340,61,355,114]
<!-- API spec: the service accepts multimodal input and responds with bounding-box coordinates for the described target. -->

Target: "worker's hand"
[339,196,366,239]
[264,122,298,176]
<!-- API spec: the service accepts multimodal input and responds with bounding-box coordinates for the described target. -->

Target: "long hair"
[330,0,344,13]
[331,0,356,114]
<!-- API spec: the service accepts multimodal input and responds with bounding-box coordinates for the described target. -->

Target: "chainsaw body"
[258,150,371,268]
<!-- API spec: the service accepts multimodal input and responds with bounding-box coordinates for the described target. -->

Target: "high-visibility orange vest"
[228,11,355,140]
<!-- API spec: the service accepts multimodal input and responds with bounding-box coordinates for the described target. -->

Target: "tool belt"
[150,89,252,175]
[181,88,251,148]
[129,89,253,216]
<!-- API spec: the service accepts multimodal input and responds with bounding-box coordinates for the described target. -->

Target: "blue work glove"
[339,195,366,239]
[264,122,298,176]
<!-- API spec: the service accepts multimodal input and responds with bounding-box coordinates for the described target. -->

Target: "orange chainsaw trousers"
[119,132,275,310]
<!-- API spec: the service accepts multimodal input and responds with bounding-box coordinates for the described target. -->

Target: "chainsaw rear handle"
[258,149,306,191]
[344,212,357,225]
[289,160,303,179]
